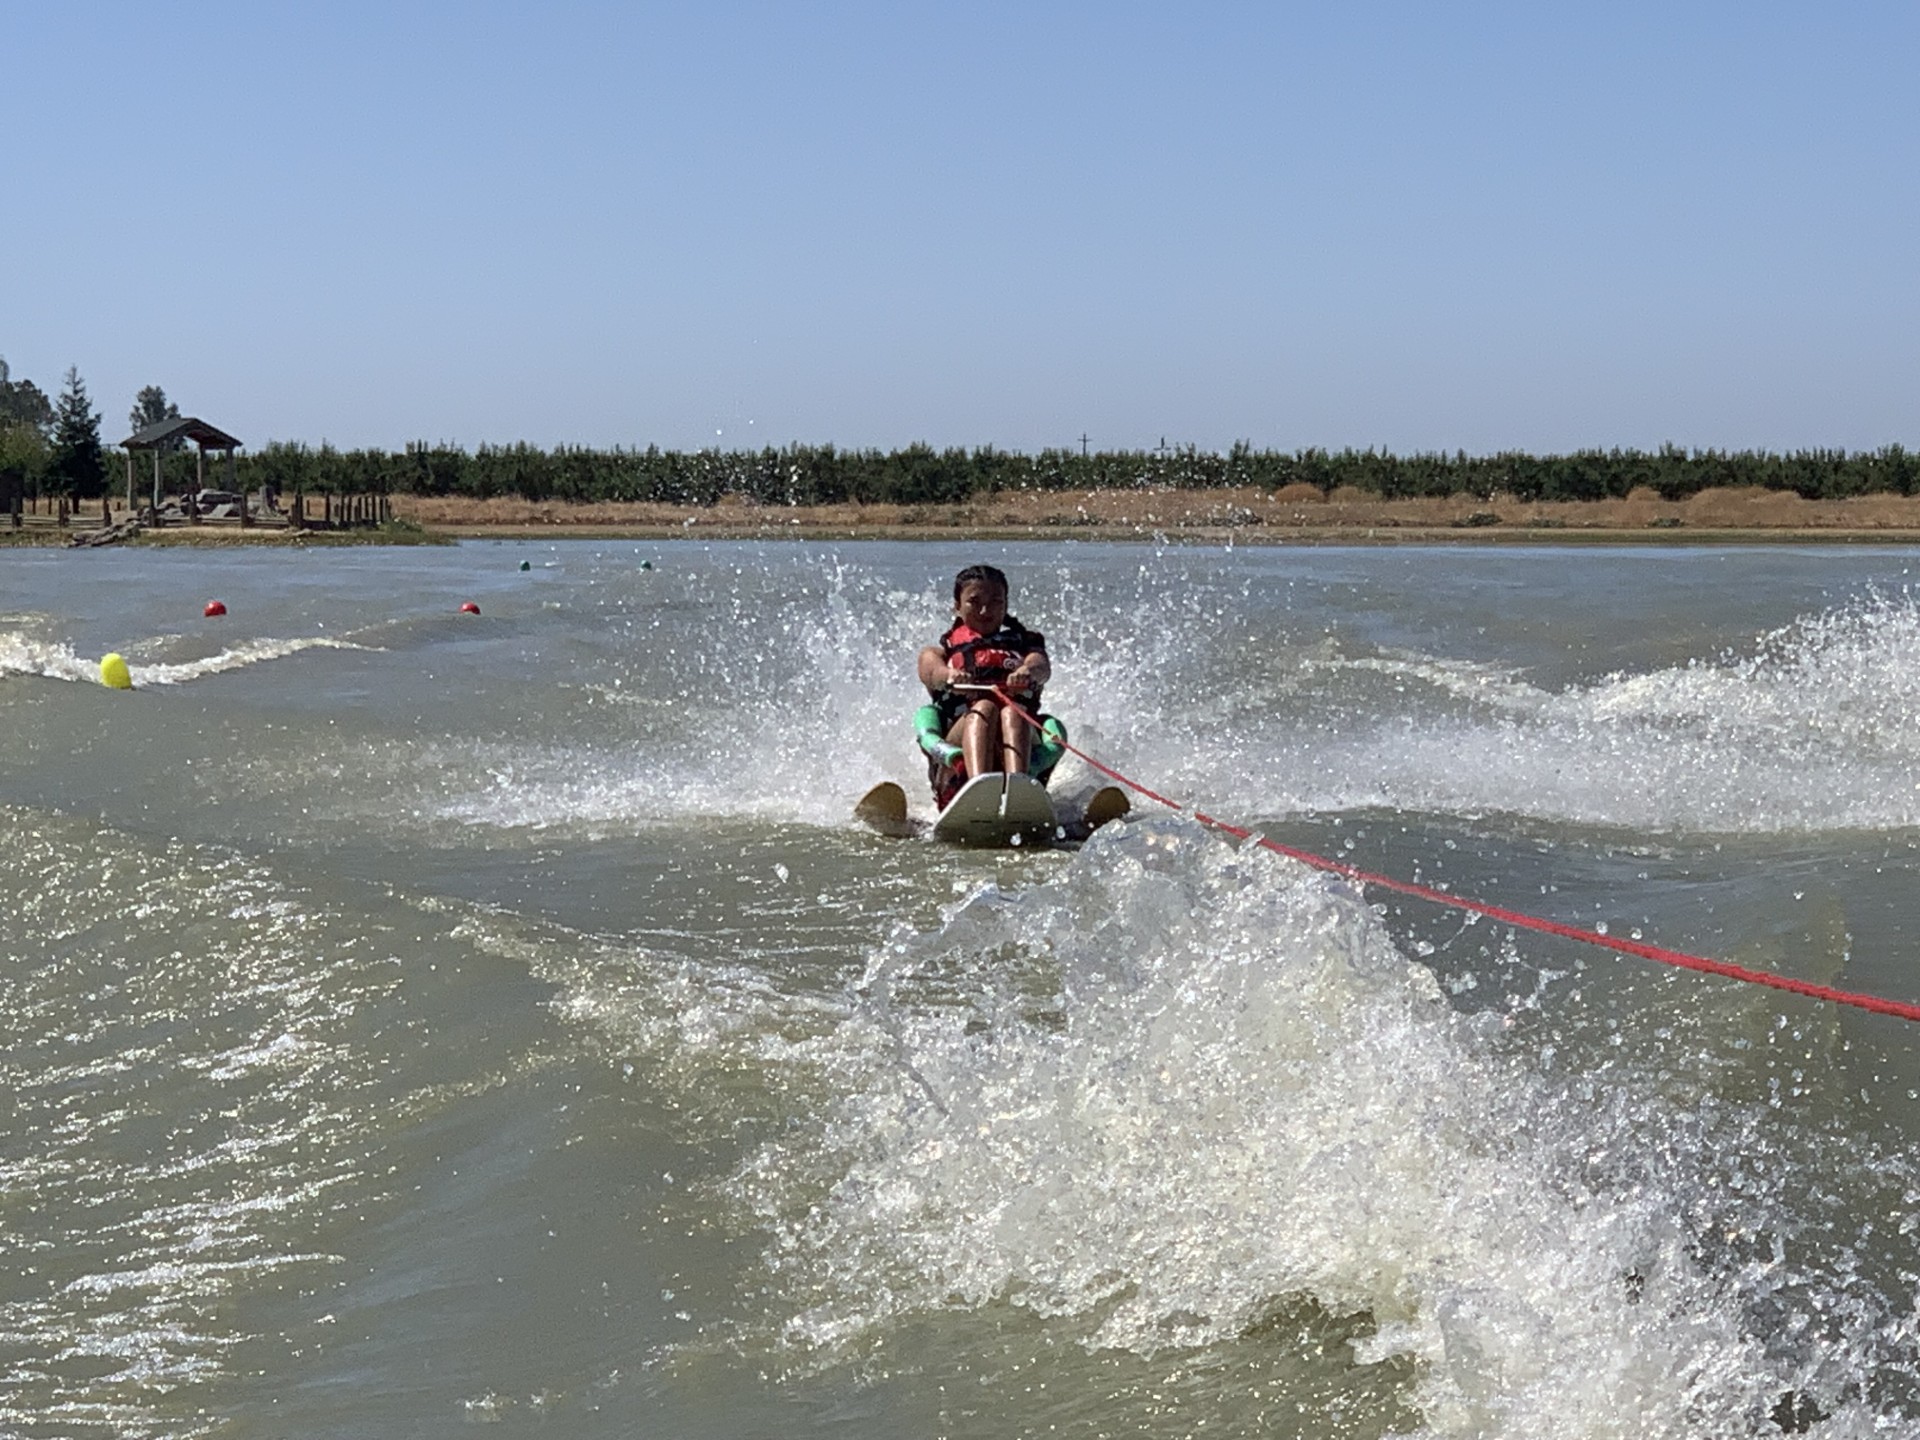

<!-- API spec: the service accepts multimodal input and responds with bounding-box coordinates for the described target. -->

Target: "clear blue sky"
[5,2,1915,455]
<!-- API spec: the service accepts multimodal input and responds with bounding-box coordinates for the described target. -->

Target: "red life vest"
[940,618,1044,679]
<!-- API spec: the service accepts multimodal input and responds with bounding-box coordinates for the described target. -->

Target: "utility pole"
[1078,433,1091,458]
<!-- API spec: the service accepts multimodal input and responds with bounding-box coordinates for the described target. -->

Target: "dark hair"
[952,564,1009,601]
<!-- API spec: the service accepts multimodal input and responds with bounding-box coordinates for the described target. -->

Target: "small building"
[121,417,243,520]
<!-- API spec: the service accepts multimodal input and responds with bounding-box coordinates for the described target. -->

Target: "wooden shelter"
[121,417,244,521]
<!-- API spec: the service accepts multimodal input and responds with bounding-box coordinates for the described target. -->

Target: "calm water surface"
[5,539,1920,1438]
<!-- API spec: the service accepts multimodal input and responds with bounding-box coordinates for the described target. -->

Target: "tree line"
[236,437,1920,505]
[2,358,1916,507]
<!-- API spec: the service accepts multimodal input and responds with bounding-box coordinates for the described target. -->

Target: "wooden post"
[151,449,162,513]
[124,450,133,511]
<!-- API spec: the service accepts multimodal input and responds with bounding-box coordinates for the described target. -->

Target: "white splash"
[0,631,101,683]
[734,819,1870,1437]
[1153,593,1920,835]
[0,630,371,686]
[131,636,374,685]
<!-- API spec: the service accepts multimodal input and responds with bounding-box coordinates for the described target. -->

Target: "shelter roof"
[121,417,243,450]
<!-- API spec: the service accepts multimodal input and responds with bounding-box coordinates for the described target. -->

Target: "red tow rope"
[994,689,1920,1026]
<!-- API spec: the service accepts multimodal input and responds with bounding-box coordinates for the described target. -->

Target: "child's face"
[954,580,1008,634]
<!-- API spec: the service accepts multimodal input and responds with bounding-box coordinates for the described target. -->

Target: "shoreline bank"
[17,485,1920,546]
[386,486,1920,546]
[423,521,1920,546]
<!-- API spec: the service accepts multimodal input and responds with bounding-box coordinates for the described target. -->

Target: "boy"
[916,564,1053,804]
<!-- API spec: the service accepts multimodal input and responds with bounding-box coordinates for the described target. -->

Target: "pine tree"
[46,367,107,499]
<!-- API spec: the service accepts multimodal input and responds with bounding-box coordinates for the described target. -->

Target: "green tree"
[46,367,107,499]
[129,384,183,451]
[0,422,46,512]
[0,357,54,434]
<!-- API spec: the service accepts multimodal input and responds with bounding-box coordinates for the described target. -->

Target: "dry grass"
[16,487,1920,547]
[391,486,1920,541]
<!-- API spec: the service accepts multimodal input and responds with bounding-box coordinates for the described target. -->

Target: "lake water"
[5,538,1920,1438]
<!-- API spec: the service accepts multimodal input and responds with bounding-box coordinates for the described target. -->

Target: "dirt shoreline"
[21,484,1920,546]
[396,486,1920,545]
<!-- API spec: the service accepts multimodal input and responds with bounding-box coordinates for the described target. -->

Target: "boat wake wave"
[0,629,372,686]
[706,818,1912,1436]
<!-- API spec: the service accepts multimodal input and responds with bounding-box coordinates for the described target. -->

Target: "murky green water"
[4,539,1920,1437]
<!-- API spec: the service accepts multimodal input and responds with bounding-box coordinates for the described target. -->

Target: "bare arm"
[918,644,954,694]
[1007,646,1050,691]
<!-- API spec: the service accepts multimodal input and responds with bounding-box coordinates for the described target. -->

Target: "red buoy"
[204,600,227,617]
[460,601,481,615]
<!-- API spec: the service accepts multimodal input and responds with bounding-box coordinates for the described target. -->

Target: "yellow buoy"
[99,653,132,690]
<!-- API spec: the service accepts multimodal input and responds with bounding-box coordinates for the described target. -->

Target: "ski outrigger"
[855,565,1129,848]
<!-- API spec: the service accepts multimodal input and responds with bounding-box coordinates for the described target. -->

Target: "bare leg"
[950,698,1005,778]
[997,705,1032,776]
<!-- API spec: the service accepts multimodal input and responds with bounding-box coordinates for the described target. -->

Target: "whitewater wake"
[715,818,1905,1437]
